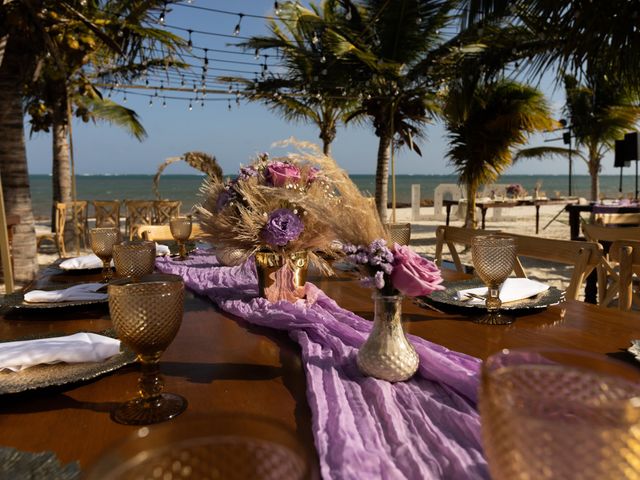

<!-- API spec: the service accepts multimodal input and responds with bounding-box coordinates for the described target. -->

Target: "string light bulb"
[228,99,232,111]
[274,1,281,15]
[312,31,319,45]
[123,93,127,103]
[149,98,153,107]
[187,29,193,50]
[233,14,244,36]
[203,48,208,65]
[345,6,352,20]
[188,101,193,111]
[162,98,167,108]
[158,2,166,24]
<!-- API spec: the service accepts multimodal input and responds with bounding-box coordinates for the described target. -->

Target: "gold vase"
[357,293,419,382]
[255,251,308,301]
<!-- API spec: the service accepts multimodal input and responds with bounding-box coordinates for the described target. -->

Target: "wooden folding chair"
[36,202,67,257]
[384,223,412,246]
[137,222,203,242]
[594,213,640,226]
[507,233,602,301]
[93,200,121,229]
[66,200,89,250]
[124,200,155,240]
[610,240,640,311]
[153,200,181,225]
[435,226,602,301]
[434,226,502,272]
[583,223,640,307]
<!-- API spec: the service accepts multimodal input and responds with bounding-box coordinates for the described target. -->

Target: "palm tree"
[515,74,640,201]
[235,1,356,156]
[0,0,183,280]
[443,78,554,227]
[25,1,182,231]
[460,1,640,96]
[324,0,452,220]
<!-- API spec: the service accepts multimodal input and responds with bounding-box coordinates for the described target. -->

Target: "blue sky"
[25,0,620,177]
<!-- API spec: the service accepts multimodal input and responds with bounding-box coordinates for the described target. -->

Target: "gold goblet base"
[474,311,514,325]
[111,393,187,425]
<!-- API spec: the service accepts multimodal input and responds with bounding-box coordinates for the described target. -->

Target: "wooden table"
[1,264,639,476]
[445,198,578,232]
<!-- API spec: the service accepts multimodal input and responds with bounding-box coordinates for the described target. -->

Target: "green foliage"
[444,79,554,188]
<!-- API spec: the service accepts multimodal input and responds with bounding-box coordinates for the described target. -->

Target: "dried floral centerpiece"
[506,183,526,199]
[196,148,337,301]
[282,143,445,382]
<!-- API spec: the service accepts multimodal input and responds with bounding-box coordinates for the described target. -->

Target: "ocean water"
[28,174,632,219]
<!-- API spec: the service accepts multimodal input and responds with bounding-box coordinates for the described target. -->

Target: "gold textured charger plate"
[416,279,565,313]
[0,287,108,311]
[0,330,136,395]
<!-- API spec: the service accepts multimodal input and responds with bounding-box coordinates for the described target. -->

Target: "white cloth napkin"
[456,278,550,305]
[0,332,121,372]
[155,243,170,256]
[59,254,104,270]
[628,340,640,362]
[24,283,108,303]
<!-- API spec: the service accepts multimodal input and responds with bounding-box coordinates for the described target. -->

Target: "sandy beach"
[24,202,578,296]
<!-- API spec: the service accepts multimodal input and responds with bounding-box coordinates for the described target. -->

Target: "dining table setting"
[2,148,640,479]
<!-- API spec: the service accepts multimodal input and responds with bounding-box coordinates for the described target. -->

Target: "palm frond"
[79,97,147,140]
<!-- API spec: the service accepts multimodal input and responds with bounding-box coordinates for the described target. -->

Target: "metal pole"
[568,133,572,197]
[636,160,638,200]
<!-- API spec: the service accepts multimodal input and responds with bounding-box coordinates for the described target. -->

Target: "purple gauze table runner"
[156,251,488,479]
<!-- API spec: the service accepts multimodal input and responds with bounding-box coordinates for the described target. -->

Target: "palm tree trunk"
[0,45,38,283]
[319,119,335,157]
[464,182,477,228]
[588,155,600,201]
[51,114,72,231]
[375,133,391,221]
[322,141,331,156]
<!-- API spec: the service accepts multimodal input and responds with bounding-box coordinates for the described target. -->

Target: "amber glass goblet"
[480,348,640,480]
[89,227,120,282]
[113,240,155,281]
[108,274,187,425]
[84,415,311,480]
[471,235,516,324]
[169,216,192,261]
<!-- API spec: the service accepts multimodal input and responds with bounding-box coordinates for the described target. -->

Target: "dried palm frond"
[153,151,223,199]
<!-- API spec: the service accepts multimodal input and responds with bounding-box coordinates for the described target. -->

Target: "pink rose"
[266,161,301,187]
[390,243,444,297]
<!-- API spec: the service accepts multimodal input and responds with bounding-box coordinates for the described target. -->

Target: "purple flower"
[261,208,304,247]
[342,243,357,254]
[265,161,301,187]
[216,188,234,212]
[370,239,388,251]
[238,165,258,181]
[355,251,369,264]
[374,271,385,290]
[391,243,444,296]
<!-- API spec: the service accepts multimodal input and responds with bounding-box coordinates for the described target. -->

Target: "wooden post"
[0,171,14,293]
